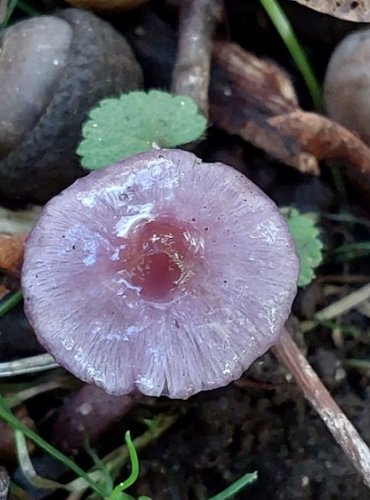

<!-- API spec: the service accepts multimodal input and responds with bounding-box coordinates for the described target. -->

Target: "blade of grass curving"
[0,395,107,497]
[209,471,258,500]
[259,0,323,110]
[67,414,178,500]
[109,432,139,499]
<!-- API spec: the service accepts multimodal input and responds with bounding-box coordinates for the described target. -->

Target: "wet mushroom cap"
[21,150,299,399]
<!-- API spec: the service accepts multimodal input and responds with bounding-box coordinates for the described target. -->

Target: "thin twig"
[171,0,223,116]
[274,328,370,488]
[315,283,370,320]
[0,353,59,377]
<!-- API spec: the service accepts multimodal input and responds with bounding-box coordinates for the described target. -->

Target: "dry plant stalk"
[274,328,370,488]
[172,0,223,116]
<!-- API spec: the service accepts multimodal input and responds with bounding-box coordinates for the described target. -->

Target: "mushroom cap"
[22,150,299,399]
[324,28,370,145]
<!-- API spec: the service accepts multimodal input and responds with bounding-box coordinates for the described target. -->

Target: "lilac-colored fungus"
[21,149,299,399]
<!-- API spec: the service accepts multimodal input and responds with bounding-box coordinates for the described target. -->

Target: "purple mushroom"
[21,149,299,399]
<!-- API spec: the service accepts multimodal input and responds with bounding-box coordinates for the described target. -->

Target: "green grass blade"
[209,471,258,500]
[109,432,139,499]
[0,395,107,497]
[0,290,22,318]
[259,0,323,111]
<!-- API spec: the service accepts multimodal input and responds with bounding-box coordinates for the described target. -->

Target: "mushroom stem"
[52,384,143,455]
[274,328,370,489]
[171,0,223,116]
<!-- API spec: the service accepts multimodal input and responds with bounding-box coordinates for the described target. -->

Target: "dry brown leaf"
[210,41,370,193]
[210,41,320,175]
[0,233,26,279]
[290,0,370,22]
[269,111,370,192]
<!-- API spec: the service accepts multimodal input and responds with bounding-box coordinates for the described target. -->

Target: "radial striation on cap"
[22,149,299,399]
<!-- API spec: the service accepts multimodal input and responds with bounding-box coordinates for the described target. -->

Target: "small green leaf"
[282,207,323,287]
[77,90,207,170]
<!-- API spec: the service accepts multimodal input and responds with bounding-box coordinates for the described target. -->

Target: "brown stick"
[172,0,223,116]
[274,328,370,488]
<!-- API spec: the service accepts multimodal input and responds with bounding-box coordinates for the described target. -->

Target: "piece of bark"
[52,384,142,455]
